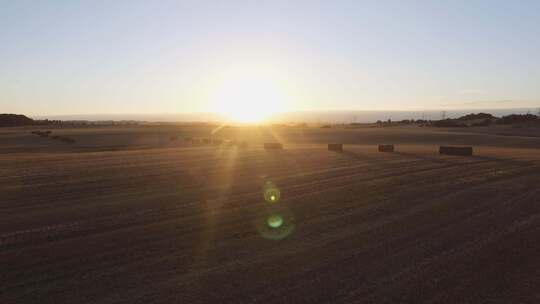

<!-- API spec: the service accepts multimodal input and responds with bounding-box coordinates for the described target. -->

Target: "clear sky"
[1,0,539,118]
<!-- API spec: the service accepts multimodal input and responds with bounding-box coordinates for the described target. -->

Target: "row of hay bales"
[325,143,473,156]
[31,130,76,144]
[181,138,473,156]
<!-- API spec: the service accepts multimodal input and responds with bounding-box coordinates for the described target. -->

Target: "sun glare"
[209,74,288,123]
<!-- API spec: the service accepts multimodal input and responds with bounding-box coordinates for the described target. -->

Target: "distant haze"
[34,108,539,124]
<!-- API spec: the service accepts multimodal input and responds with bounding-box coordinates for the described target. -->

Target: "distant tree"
[457,113,496,121]
[498,114,539,124]
[432,119,467,128]
[0,114,34,127]
[471,119,493,127]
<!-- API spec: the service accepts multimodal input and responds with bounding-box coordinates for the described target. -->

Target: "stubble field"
[1,125,540,303]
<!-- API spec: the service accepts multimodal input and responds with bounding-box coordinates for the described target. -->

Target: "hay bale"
[264,143,283,150]
[212,139,223,145]
[378,144,394,152]
[439,146,473,156]
[328,143,343,152]
[201,138,211,144]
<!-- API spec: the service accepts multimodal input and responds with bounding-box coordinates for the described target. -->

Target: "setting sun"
[209,74,288,123]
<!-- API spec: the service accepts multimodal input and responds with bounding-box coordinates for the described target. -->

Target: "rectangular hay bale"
[328,143,343,152]
[378,144,394,152]
[264,143,283,150]
[439,146,473,156]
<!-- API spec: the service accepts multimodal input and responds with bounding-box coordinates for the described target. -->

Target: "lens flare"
[255,207,295,240]
[263,181,281,203]
[256,180,293,240]
[267,215,283,228]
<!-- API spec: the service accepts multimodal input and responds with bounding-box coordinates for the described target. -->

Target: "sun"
[209,74,288,123]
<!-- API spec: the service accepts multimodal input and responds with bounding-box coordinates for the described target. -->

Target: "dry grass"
[264,142,283,150]
[1,125,540,303]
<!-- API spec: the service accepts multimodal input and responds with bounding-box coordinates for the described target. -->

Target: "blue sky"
[1,0,539,116]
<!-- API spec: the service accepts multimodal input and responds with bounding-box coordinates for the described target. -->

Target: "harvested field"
[1,126,540,303]
[378,144,395,152]
[211,139,223,145]
[236,141,248,149]
[328,143,343,151]
[264,142,283,150]
[440,146,473,156]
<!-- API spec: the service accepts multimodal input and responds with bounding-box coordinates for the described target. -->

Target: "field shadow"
[393,151,459,165]
[394,151,540,171]
[339,149,380,162]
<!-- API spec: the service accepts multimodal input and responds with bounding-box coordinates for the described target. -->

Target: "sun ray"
[190,145,239,272]
[264,125,286,146]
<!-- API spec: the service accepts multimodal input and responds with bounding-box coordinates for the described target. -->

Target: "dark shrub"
[432,119,467,127]
[471,119,493,127]
[457,113,495,121]
[498,114,538,124]
[0,114,34,127]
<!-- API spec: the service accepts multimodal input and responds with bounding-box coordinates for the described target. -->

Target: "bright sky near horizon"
[1,1,539,119]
